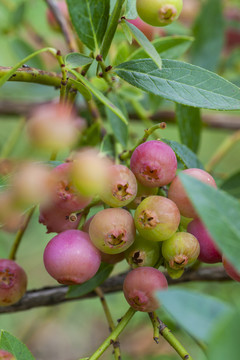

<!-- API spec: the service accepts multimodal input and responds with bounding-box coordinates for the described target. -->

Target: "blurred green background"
[0,0,240,359]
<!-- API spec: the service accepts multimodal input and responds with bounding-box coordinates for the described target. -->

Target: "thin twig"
[0,266,230,314]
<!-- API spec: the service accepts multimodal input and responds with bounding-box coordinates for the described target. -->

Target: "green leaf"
[101,0,126,59]
[106,93,128,147]
[78,122,101,147]
[68,69,128,125]
[191,0,224,71]
[208,310,240,360]
[0,330,35,360]
[125,0,138,19]
[115,59,240,110]
[66,263,113,299]
[100,134,116,158]
[66,0,110,51]
[65,53,93,69]
[122,20,162,69]
[220,171,240,198]
[156,289,230,342]
[180,174,240,272]
[70,79,92,101]
[129,36,194,61]
[176,104,202,153]
[162,139,204,169]
[11,1,26,27]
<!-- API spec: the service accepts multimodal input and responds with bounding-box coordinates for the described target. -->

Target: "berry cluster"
[0,140,239,310]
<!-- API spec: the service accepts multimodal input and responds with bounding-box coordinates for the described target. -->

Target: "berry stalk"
[119,122,166,161]
[95,287,121,360]
[88,307,136,360]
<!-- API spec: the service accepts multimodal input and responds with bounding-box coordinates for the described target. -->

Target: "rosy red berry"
[134,195,180,241]
[43,230,101,285]
[0,259,27,306]
[168,168,217,218]
[89,208,136,254]
[187,219,222,264]
[123,267,168,312]
[130,140,177,187]
[222,256,240,282]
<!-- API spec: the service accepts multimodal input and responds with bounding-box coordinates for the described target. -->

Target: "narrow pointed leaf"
[129,36,194,61]
[68,69,128,125]
[115,59,240,110]
[123,20,162,69]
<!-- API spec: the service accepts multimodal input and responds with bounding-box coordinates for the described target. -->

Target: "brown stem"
[0,266,230,314]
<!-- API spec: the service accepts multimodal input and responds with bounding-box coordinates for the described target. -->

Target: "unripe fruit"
[82,216,125,264]
[127,182,158,210]
[168,168,217,218]
[43,230,101,285]
[89,208,136,254]
[222,256,240,282]
[134,196,180,241]
[27,103,84,151]
[187,219,222,264]
[136,0,183,27]
[0,191,25,233]
[49,163,91,212]
[0,350,15,360]
[125,234,161,268]
[130,140,177,187]
[162,232,200,270]
[99,164,137,207]
[0,259,27,306]
[71,149,110,197]
[123,267,168,312]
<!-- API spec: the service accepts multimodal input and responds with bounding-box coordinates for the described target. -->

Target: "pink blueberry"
[123,267,168,312]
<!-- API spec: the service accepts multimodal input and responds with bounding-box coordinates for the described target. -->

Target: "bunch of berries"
[1,140,239,311]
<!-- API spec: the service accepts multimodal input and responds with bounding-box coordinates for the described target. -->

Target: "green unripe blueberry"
[134,196,180,242]
[125,234,161,268]
[136,0,183,27]
[162,232,200,270]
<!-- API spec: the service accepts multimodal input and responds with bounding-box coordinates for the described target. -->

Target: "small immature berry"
[130,140,177,188]
[89,208,136,254]
[187,219,222,264]
[43,230,101,285]
[168,168,217,218]
[162,232,200,270]
[0,259,27,306]
[136,0,183,27]
[123,267,168,312]
[134,196,180,241]
[125,234,161,268]
[99,164,137,207]
[222,256,240,282]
